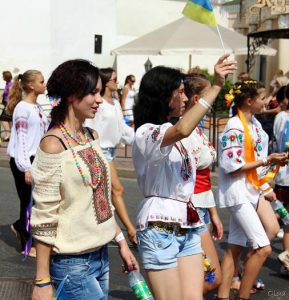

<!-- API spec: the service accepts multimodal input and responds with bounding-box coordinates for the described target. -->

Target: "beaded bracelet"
[198,98,212,110]
[115,232,125,243]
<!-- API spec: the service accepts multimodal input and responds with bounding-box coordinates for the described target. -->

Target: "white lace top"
[132,123,203,230]
[30,140,116,254]
[7,101,48,172]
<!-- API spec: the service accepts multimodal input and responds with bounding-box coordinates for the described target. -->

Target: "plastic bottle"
[272,200,289,226]
[128,270,153,300]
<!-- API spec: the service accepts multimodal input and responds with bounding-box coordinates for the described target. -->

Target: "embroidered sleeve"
[134,123,173,162]
[30,150,63,246]
[219,127,245,174]
[14,108,31,172]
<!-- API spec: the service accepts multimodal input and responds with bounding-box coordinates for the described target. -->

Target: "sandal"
[230,278,257,295]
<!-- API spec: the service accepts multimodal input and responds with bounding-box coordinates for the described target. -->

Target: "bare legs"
[108,161,137,244]
[1,121,10,140]
[146,254,204,300]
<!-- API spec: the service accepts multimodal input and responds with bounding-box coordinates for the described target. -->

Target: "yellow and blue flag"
[182,0,217,26]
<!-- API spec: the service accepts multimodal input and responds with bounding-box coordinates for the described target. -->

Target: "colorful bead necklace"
[59,123,102,190]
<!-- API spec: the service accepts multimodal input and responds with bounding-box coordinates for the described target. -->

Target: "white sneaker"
[277,228,284,239]
[278,250,289,265]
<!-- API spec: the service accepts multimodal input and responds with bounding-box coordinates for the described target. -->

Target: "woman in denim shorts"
[183,74,224,295]
[132,55,236,300]
[30,60,139,300]
[85,68,137,245]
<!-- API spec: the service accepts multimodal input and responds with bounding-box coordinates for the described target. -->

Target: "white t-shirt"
[273,111,289,186]
[218,116,270,208]
[85,98,134,148]
[7,101,48,172]
[133,122,203,230]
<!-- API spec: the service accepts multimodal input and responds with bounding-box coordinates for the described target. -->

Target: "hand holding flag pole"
[182,0,226,53]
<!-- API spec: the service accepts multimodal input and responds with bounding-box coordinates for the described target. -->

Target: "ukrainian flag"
[182,0,217,26]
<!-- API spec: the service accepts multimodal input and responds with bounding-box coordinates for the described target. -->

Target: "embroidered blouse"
[273,111,289,186]
[218,116,271,208]
[85,98,134,148]
[7,101,48,172]
[183,126,216,207]
[30,140,116,254]
[132,123,203,230]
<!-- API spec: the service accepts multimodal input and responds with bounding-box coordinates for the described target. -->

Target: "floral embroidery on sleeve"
[151,127,161,142]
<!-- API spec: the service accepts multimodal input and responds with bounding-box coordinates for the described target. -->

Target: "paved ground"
[0,166,288,299]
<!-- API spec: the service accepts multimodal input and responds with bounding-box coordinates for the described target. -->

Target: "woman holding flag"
[217,80,288,300]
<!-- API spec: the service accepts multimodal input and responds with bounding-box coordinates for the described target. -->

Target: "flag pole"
[216,24,226,54]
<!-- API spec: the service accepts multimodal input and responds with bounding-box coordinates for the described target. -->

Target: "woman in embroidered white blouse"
[7,70,48,257]
[30,60,139,300]
[132,54,236,300]
[217,80,288,300]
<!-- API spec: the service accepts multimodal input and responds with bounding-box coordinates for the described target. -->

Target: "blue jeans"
[50,246,109,300]
[101,147,116,162]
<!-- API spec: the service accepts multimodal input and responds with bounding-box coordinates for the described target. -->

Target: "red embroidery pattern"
[78,147,112,224]
[15,119,28,130]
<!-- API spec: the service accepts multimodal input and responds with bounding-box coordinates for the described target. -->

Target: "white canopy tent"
[112,17,276,61]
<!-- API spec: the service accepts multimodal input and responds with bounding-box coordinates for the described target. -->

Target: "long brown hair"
[6,70,41,115]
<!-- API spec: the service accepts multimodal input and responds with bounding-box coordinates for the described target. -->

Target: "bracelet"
[115,232,125,243]
[198,98,212,110]
[33,277,52,287]
[262,157,268,166]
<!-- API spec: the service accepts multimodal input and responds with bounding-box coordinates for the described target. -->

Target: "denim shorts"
[101,147,116,162]
[194,207,211,234]
[137,227,202,270]
[50,246,109,300]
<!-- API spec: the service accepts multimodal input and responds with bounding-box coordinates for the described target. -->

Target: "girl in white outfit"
[217,80,288,300]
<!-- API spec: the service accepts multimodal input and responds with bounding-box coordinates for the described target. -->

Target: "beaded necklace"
[59,123,102,190]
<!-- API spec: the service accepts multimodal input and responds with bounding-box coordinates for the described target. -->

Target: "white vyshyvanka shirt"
[218,116,270,208]
[183,126,216,207]
[7,101,48,172]
[85,98,134,148]
[273,111,289,186]
[133,122,203,230]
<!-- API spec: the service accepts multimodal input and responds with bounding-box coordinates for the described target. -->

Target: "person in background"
[133,54,236,300]
[121,74,136,127]
[30,59,139,300]
[217,80,288,300]
[272,84,289,276]
[85,67,136,244]
[184,73,223,295]
[269,69,284,96]
[7,70,48,257]
[0,71,13,141]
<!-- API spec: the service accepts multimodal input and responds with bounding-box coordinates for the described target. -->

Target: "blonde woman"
[7,70,48,257]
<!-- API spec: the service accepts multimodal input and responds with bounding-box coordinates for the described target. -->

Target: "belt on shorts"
[147,221,189,236]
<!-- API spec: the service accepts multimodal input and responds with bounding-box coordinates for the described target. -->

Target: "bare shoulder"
[40,128,65,154]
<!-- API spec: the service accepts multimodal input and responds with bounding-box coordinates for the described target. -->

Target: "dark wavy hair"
[47,59,99,125]
[285,83,289,101]
[99,68,114,96]
[133,66,185,130]
[231,79,265,116]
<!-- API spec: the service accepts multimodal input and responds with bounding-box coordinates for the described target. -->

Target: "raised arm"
[161,54,237,147]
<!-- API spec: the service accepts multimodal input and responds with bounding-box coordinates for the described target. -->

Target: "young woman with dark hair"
[184,73,223,295]
[121,74,136,126]
[7,70,48,257]
[85,67,137,244]
[132,54,236,300]
[217,80,288,300]
[30,59,139,300]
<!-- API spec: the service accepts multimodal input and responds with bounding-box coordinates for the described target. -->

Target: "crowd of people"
[0,57,289,300]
